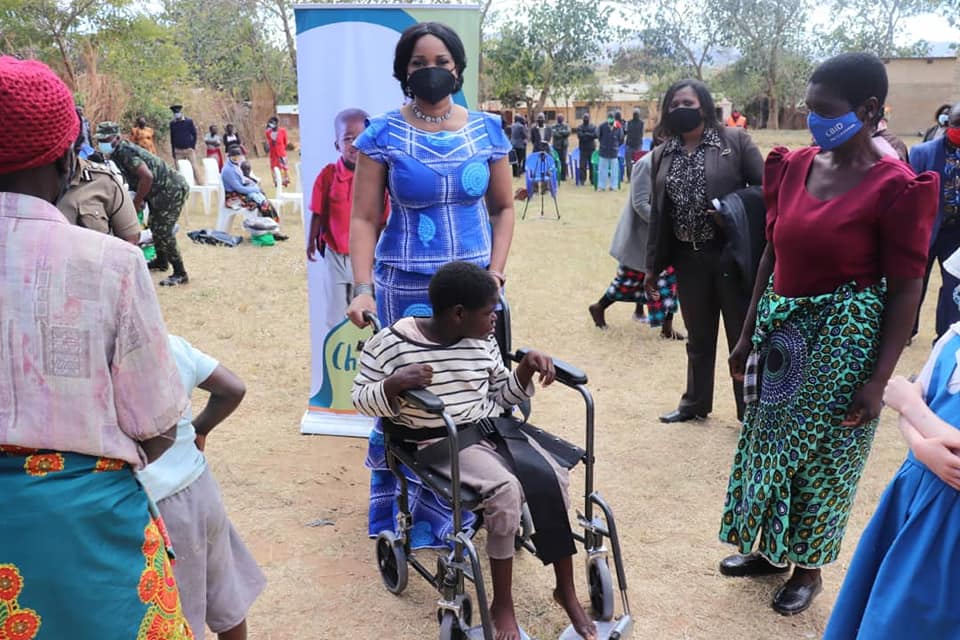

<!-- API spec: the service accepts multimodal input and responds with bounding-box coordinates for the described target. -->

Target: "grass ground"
[159,131,937,639]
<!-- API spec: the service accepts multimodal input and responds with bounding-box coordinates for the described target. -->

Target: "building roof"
[277,104,299,115]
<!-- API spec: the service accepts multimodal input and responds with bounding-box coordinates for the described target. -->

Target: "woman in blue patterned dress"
[346,23,515,550]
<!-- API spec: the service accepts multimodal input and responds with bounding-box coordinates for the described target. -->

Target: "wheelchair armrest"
[512,348,588,386]
[400,388,446,415]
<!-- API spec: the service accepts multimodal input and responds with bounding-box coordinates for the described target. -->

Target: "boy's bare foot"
[553,589,598,640]
[490,598,521,640]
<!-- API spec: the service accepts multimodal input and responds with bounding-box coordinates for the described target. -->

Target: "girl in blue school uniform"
[824,323,960,639]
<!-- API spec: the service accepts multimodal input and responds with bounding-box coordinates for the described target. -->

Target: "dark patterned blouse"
[664,127,722,243]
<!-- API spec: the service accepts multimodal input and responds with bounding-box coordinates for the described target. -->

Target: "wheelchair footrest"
[465,626,532,640]
[558,616,633,639]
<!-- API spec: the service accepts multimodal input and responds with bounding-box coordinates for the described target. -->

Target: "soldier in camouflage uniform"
[95,121,190,286]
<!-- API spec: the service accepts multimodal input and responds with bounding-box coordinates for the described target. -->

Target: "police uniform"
[97,121,190,285]
[57,157,141,240]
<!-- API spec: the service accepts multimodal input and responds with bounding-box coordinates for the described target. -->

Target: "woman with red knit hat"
[0,56,193,639]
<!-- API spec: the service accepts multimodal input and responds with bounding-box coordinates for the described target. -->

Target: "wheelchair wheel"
[375,531,408,595]
[587,556,615,621]
[436,594,472,628]
[438,610,466,640]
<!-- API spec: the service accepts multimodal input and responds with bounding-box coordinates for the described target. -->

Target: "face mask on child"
[939,113,950,126]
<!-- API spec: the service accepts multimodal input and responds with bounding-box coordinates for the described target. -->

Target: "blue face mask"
[807,111,863,150]
[97,141,114,155]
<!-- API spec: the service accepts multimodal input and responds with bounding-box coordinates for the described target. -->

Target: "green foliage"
[713,0,814,128]
[93,15,190,130]
[614,0,721,86]
[818,0,936,58]
[483,0,619,116]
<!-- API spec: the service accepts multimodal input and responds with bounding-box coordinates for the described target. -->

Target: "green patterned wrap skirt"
[719,280,885,568]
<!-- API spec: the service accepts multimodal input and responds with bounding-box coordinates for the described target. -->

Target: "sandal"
[660,329,685,341]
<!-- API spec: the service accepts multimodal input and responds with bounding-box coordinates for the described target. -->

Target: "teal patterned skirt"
[0,447,193,640]
[719,281,885,567]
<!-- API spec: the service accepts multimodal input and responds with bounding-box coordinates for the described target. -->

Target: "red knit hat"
[0,56,79,175]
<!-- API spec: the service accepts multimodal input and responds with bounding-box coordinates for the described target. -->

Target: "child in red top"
[308,108,389,318]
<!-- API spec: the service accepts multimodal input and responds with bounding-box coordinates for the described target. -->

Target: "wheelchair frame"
[367,302,633,640]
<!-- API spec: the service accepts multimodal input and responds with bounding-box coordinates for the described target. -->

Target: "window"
[575,106,590,119]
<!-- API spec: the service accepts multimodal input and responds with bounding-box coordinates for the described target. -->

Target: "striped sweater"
[352,317,533,428]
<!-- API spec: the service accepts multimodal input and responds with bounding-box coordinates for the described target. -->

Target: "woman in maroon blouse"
[718,53,939,615]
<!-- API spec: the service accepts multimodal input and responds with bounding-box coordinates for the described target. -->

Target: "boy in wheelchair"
[353,261,597,640]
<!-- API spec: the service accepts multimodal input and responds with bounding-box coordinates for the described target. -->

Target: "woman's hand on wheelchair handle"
[347,293,376,327]
[518,350,555,387]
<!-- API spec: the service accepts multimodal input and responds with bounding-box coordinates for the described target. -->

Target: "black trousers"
[513,145,527,178]
[577,147,593,185]
[673,245,749,420]
[554,146,568,181]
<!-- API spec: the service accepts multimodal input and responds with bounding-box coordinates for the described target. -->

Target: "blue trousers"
[916,224,960,340]
[597,156,619,190]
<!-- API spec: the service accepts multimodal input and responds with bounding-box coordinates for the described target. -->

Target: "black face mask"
[667,107,703,134]
[407,67,457,104]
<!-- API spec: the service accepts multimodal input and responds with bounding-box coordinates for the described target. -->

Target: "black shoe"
[273,232,289,241]
[147,259,169,272]
[719,553,790,577]
[772,575,823,616]
[159,273,189,286]
[659,410,706,423]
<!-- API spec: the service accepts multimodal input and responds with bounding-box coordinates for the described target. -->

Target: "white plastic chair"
[201,158,222,209]
[271,166,303,217]
[177,159,216,216]
[215,182,257,234]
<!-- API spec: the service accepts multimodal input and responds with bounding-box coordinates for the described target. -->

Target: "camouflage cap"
[95,121,120,139]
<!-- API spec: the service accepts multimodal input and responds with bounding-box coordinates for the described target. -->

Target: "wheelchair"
[364,301,633,640]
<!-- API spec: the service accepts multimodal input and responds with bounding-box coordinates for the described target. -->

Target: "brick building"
[882,54,960,136]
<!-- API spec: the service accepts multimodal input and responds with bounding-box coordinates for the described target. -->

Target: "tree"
[484,0,620,117]
[257,0,297,76]
[714,0,813,129]
[819,0,935,58]
[614,0,722,85]
[161,0,295,103]
[0,0,109,88]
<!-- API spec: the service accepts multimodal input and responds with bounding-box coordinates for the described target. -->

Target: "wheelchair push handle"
[512,348,588,386]
[362,311,382,332]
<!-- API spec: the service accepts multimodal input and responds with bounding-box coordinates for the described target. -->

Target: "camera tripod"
[521,150,560,220]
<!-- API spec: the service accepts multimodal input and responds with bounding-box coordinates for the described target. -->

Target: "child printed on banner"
[136,335,266,640]
[308,108,389,319]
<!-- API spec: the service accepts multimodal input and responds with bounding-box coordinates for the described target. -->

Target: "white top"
[136,335,218,501]
[918,323,960,395]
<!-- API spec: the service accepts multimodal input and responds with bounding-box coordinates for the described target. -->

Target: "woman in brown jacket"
[644,79,763,423]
